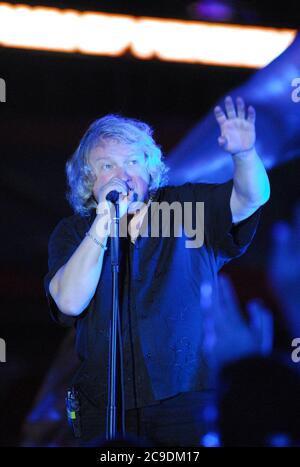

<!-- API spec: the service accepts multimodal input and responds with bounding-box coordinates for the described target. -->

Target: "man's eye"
[102,164,113,170]
[128,160,138,165]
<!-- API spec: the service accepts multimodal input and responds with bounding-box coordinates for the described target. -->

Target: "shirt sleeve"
[191,179,262,269]
[44,217,82,327]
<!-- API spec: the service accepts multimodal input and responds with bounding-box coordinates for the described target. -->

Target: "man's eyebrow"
[95,156,112,161]
[94,153,142,161]
[127,152,142,161]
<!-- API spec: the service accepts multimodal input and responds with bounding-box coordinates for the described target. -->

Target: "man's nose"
[116,166,131,182]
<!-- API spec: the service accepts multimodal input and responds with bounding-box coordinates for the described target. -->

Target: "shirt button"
[146,352,151,359]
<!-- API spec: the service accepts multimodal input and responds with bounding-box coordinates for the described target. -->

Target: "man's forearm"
[232,147,270,207]
[49,215,109,316]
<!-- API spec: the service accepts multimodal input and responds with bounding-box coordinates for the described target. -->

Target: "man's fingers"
[236,96,246,119]
[247,105,256,124]
[218,136,227,147]
[224,95,237,119]
[214,95,239,125]
[214,106,227,126]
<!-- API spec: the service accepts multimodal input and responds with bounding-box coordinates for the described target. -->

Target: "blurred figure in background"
[218,355,300,447]
[268,202,300,340]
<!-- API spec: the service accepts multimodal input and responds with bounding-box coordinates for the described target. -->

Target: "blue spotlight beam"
[168,32,300,184]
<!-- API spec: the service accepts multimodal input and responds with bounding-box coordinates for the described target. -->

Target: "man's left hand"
[214,96,256,155]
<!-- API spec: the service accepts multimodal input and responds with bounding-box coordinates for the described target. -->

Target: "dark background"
[0,0,299,445]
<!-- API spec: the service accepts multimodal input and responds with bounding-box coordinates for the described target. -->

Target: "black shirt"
[44,180,262,432]
[119,233,159,410]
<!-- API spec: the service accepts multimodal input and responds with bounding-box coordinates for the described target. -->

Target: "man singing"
[44,96,270,446]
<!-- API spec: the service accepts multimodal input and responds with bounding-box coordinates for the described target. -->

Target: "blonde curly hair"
[66,114,169,216]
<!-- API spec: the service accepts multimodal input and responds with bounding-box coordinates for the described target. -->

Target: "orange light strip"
[0,2,297,68]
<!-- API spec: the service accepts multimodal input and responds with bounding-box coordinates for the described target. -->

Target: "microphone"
[106,190,120,204]
[106,183,134,204]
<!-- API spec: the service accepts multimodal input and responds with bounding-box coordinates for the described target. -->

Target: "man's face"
[89,139,150,213]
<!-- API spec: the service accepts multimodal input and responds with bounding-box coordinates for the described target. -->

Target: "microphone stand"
[106,191,121,442]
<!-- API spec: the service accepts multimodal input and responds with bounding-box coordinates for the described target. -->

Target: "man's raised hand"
[214,96,256,155]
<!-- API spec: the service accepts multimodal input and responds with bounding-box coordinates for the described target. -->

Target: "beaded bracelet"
[85,231,108,251]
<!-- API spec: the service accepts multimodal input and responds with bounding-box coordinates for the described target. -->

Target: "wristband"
[85,231,108,251]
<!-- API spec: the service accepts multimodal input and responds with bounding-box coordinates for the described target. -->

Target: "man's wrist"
[89,209,111,242]
[232,146,257,161]
[85,231,108,250]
